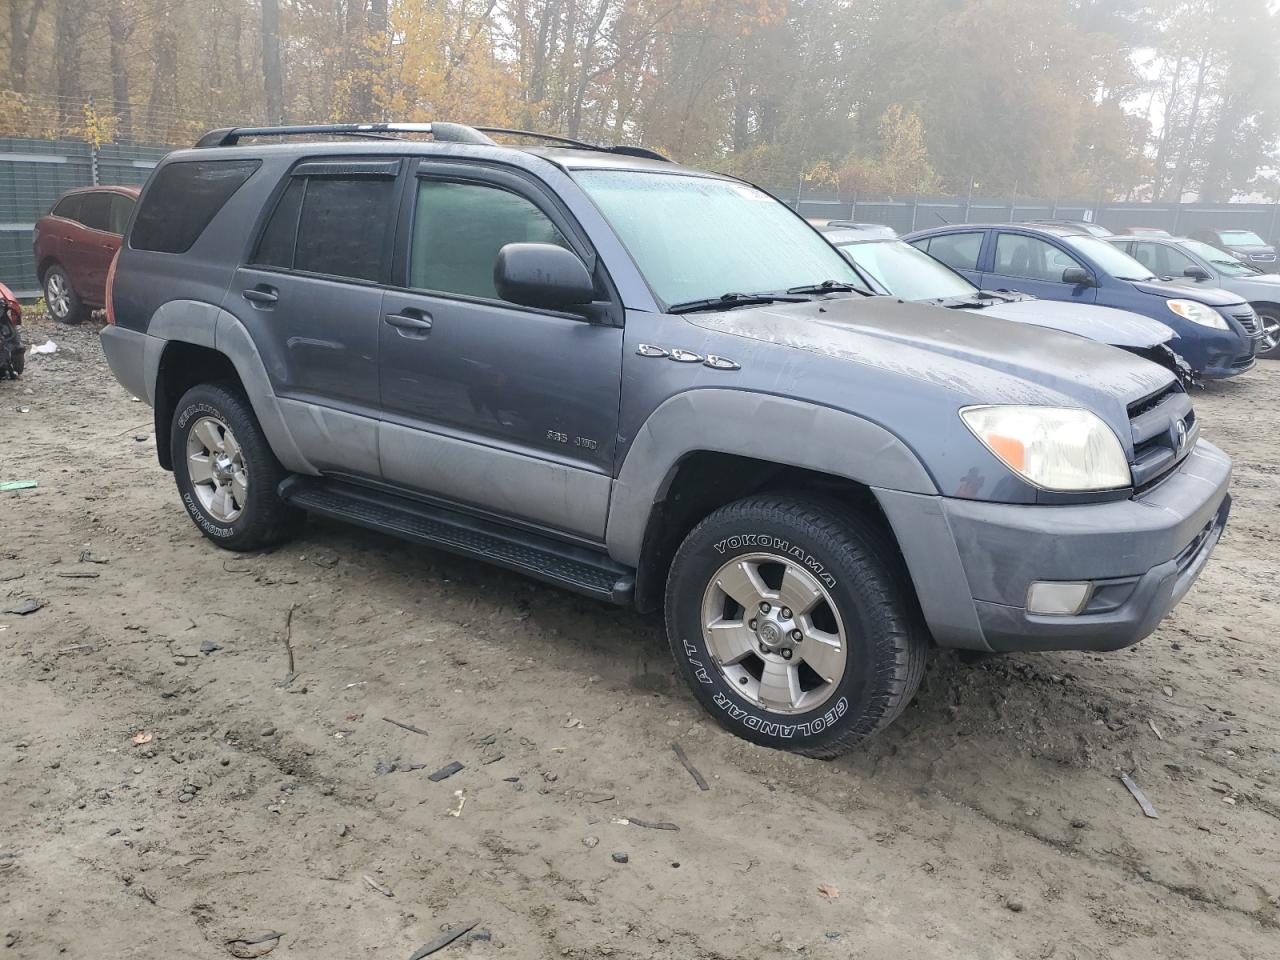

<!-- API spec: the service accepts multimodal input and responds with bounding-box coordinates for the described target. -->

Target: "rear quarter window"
[131,159,261,253]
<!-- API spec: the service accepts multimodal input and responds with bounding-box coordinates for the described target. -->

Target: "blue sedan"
[903,223,1262,378]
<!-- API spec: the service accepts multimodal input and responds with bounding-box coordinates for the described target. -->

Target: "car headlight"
[960,405,1131,492]
[1166,298,1228,329]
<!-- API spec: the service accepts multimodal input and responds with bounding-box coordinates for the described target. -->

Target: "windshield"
[839,239,976,300]
[1180,239,1259,276]
[1063,234,1154,281]
[573,170,861,306]
[1218,229,1266,246]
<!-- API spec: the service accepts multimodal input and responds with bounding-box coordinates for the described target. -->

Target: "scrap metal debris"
[618,816,680,831]
[383,717,429,736]
[1120,772,1159,819]
[225,931,283,958]
[671,741,710,791]
[427,761,464,782]
[0,480,36,492]
[1147,719,1165,741]
[2,599,41,616]
[408,920,480,959]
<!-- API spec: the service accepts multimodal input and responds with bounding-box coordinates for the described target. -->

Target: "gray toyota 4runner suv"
[100,123,1232,757]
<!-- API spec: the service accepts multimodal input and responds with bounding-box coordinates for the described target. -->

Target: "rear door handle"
[243,286,279,305]
[384,310,433,334]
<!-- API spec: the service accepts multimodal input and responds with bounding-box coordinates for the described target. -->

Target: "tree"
[261,0,284,123]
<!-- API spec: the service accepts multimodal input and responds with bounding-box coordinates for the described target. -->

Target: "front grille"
[1249,253,1276,262]
[1127,381,1196,492]
[1231,307,1259,335]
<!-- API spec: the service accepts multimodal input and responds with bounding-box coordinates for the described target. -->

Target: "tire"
[1254,306,1280,360]
[170,382,302,551]
[664,494,927,758]
[43,264,87,325]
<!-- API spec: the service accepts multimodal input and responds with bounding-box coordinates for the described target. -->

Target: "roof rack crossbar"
[195,122,498,149]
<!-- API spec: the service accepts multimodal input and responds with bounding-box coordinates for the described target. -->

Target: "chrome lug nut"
[781,648,793,660]
[749,619,758,630]
[791,630,803,642]
[781,607,792,619]
[759,601,771,613]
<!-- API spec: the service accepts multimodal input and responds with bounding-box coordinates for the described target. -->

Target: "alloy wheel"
[700,552,848,714]
[46,272,69,320]
[185,416,248,522]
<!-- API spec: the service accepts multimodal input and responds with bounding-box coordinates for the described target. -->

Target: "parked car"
[1189,228,1278,274]
[33,185,139,324]
[1124,226,1173,237]
[823,220,898,239]
[903,222,1262,378]
[1109,234,1280,359]
[1026,218,1113,238]
[101,122,1231,757]
[818,224,1188,378]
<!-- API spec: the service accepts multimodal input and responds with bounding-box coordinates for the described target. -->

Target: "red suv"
[33,186,139,324]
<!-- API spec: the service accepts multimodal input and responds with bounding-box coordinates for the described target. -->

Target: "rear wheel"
[664,494,927,758]
[171,382,302,551]
[43,264,87,325]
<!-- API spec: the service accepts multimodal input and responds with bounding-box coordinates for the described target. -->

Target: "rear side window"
[918,232,982,271]
[52,194,82,221]
[107,194,134,234]
[410,179,569,299]
[131,159,260,253]
[252,164,398,283]
[78,192,112,232]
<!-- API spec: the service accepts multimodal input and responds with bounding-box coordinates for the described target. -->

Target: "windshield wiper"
[786,280,863,295]
[667,292,808,314]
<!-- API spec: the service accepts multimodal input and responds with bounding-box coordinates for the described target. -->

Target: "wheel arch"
[610,390,938,613]
[146,300,314,475]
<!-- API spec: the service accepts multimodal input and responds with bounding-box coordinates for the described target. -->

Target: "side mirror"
[1183,265,1211,281]
[494,242,595,311]
[1061,266,1094,286]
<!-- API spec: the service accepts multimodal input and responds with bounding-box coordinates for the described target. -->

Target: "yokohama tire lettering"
[712,534,836,589]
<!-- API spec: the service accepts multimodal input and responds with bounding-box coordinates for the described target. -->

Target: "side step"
[279,478,635,605]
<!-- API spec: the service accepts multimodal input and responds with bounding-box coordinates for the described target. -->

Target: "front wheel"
[1255,308,1280,359]
[171,382,302,551]
[664,494,927,758]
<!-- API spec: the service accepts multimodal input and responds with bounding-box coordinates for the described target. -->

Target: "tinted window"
[410,179,569,299]
[292,176,396,282]
[79,192,112,232]
[131,159,260,253]
[52,194,82,221]
[992,233,1081,282]
[919,232,983,271]
[252,178,305,270]
[107,194,134,234]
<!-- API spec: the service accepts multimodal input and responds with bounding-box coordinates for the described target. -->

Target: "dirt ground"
[1,311,1277,960]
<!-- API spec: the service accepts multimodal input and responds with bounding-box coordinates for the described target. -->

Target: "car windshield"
[1062,234,1155,281]
[1218,229,1266,245]
[839,239,976,300]
[573,170,861,306]
[1180,239,1260,276]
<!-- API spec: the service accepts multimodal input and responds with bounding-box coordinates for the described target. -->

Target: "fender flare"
[146,299,315,475]
[605,388,938,565]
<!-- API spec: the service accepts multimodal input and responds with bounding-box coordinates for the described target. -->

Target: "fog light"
[1026,581,1091,616]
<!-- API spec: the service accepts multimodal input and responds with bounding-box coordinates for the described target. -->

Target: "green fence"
[0,138,169,298]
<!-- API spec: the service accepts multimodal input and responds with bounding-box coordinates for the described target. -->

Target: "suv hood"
[1133,277,1247,306]
[970,296,1173,348]
[687,296,1172,432]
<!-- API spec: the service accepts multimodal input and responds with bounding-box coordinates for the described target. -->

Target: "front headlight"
[960,405,1131,492]
[1166,298,1228,329]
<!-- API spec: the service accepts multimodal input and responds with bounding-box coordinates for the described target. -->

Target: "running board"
[279,478,635,605]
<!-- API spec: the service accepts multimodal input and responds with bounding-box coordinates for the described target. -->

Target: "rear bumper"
[876,440,1232,653]
[100,324,160,404]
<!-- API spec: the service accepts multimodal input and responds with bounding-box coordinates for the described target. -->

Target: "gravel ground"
[1,313,1278,959]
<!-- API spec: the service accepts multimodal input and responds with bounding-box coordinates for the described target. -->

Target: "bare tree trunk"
[53,0,84,128]
[8,0,46,94]
[106,3,134,143]
[1170,47,1211,202]
[567,0,610,139]
[146,16,178,141]
[262,0,285,124]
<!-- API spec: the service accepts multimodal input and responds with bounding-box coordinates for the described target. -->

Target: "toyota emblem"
[1174,420,1188,452]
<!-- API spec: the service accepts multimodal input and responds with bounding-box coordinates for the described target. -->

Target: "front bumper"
[876,440,1232,653]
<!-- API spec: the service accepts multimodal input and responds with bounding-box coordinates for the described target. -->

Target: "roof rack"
[474,127,670,162]
[194,122,498,148]
[193,121,671,162]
